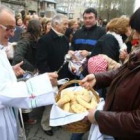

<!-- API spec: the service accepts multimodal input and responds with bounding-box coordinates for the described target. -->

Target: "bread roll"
[71,103,87,113]
[63,102,70,112]
[57,95,71,106]
[76,96,93,109]
[90,98,97,109]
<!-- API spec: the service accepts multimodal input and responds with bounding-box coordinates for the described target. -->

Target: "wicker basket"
[56,80,100,133]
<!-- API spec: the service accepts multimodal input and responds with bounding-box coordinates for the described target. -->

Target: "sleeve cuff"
[87,52,92,58]
[94,110,100,122]
[88,52,92,56]
[79,73,84,79]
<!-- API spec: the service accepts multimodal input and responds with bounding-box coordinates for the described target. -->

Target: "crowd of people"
[0,3,140,140]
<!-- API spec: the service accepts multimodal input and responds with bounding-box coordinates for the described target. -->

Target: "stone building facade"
[1,0,25,14]
[1,0,57,17]
[40,0,57,17]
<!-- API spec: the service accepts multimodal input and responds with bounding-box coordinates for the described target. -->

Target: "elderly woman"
[80,7,140,140]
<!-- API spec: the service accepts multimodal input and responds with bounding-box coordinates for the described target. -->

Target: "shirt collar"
[51,27,64,37]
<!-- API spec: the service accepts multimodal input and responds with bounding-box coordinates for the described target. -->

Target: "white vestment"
[0,45,54,140]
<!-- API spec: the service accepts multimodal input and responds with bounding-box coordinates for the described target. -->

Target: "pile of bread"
[57,88,98,113]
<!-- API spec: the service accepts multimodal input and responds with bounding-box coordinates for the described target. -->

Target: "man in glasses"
[0,24,16,32]
[0,5,58,140]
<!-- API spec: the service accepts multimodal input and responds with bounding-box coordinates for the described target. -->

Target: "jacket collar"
[127,49,140,70]
[51,27,64,37]
[82,24,97,31]
[49,29,64,39]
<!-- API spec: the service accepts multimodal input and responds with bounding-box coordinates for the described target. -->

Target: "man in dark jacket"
[70,8,106,140]
[70,8,105,57]
[36,14,73,80]
[36,14,74,136]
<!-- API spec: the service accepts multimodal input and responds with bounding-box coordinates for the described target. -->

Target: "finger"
[79,80,84,86]
[17,72,22,76]
[16,72,20,76]
[51,80,57,86]
[54,73,58,78]
[53,81,58,86]
[17,61,24,66]
[22,70,25,74]
[20,70,25,75]
[79,77,88,86]
[81,82,87,88]
[49,73,58,78]
[80,77,88,84]
[84,83,91,90]
[83,83,90,89]
[52,71,58,77]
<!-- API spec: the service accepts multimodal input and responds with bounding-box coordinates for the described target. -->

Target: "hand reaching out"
[119,49,128,62]
[79,74,96,90]
[48,72,58,86]
[12,61,25,77]
[80,50,90,57]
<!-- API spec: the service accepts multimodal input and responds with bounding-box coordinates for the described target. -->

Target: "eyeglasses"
[0,24,16,32]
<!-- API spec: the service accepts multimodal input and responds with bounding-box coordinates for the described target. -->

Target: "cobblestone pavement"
[23,107,88,140]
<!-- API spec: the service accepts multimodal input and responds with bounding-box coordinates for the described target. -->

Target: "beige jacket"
[99,54,121,71]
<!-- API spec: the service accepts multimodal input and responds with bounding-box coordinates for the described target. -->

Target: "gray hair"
[51,14,67,27]
[0,4,14,19]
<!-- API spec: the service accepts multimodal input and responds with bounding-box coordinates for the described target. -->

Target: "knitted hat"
[88,55,108,73]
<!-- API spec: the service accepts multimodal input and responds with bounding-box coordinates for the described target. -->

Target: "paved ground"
[22,107,88,140]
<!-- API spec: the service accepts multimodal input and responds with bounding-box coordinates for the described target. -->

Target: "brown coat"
[95,50,140,140]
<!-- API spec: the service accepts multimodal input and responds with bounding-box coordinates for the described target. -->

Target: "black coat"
[36,29,74,80]
[91,34,120,62]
